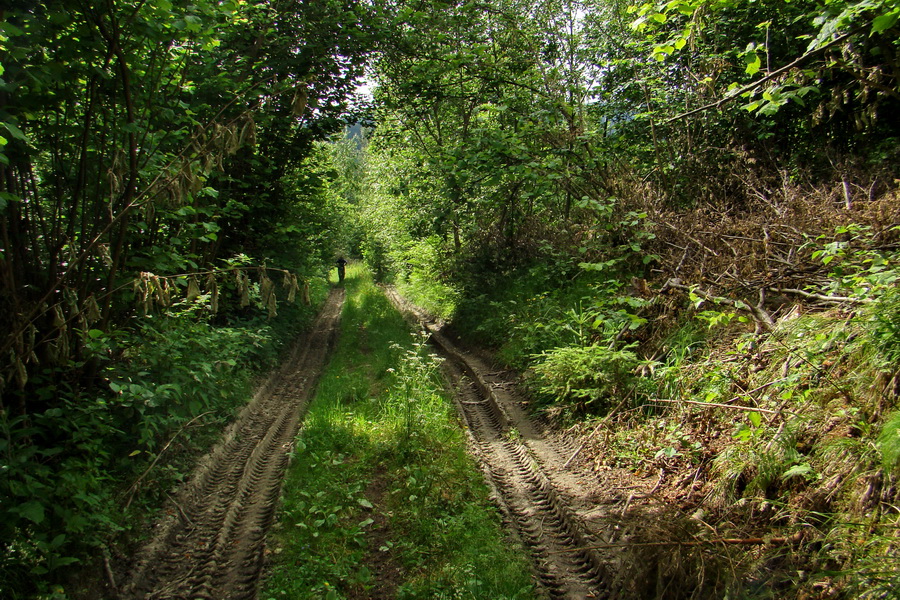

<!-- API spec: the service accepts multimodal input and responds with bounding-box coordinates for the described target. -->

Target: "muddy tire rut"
[121,288,344,600]
[383,287,613,600]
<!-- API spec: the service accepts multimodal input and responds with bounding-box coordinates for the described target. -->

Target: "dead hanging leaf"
[260,270,277,318]
[56,329,70,364]
[134,277,145,310]
[186,276,201,302]
[136,272,154,315]
[97,244,112,267]
[302,280,311,306]
[26,323,37,351]
[260,269,273,300]
[52,304,66,329]
[84,295,101,324]
[13,353,27,389]
[49,306,71,362]
[173,161,203,203]
[225,124,240,155]
[240,117,257,147]
[211,123,225,151]
[283,272,299,304]
[165,174,184,206]
[206,273,219,314]
[236,270,250,308]
[152,274,164,306]
[77,312,89,338]
[202,152,216,174]
[292,84,308,116]
[108,168,122,195]
[154,276,171,308]
[46,341,59,364]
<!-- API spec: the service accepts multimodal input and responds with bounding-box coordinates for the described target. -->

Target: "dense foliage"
[1,0,376,595]
[361,0,900,284]
[3,0,900,596]
[352,0,900,596]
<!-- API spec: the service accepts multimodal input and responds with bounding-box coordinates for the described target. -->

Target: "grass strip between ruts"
[263,263,536,600]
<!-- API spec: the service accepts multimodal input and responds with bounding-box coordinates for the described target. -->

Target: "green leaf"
[0,21,25,37]
[357,498,374,509]
[748,411,762,428]
[14,501,45,524]
[872,9,900,34]
[743,100,761,112]
[2,122,28,141]
[758,102,781,116]
[781,463,814,480]
[745,51,761,76]
[733,424,752,441]
[0,191,19,205]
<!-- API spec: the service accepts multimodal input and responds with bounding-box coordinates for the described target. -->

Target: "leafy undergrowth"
[263,264,535,600]
[423,226,900,599]
[1,278,329,600]
[579,301,900,599]
[391,237,461,321]
[450,266,603,371]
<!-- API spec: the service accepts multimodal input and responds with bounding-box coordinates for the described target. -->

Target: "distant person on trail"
[336,257,348,282]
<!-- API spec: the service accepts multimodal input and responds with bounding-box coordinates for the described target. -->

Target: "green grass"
[451,268,602,369]
[394,271,459,321]
[263,264,535,600]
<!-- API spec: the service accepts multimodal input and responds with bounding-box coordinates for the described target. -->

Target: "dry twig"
[124,411,214,508]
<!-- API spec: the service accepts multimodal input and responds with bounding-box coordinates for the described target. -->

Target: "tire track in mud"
[122,288,344,600]
[383,287,610,600]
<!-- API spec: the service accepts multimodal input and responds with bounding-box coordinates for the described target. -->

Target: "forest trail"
[122,284,631,600]
[383,287,618,600]
[121,288,344,600]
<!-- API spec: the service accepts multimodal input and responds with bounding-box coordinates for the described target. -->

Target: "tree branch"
[771,287,872,305]
[666,25,868,124]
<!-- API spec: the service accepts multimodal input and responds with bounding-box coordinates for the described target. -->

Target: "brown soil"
[345,466,406,600]
[120,288,344,600]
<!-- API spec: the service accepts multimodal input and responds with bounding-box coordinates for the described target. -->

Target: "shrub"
[531,343,641,414]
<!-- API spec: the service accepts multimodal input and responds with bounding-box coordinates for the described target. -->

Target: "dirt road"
[383,287,615,600]
[121,288,344,600]
[122,285,620,599]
